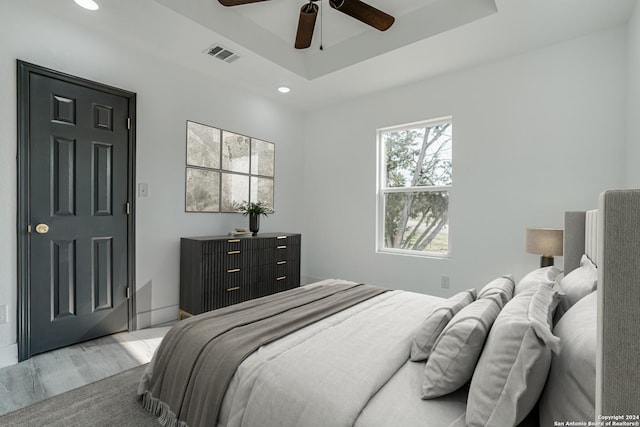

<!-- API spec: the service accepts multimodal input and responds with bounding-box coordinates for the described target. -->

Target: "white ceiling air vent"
[205,44,240,64]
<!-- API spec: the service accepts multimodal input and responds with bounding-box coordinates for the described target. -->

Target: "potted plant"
[234,201,273,236]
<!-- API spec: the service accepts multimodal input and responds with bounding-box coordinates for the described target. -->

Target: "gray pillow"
[559,254,597,310]
[477,275,514,307]
[421,295,502,399]
[410,289,477,362]
[539,291,596,426]
[466,282,562,427]
[516,266,562,295]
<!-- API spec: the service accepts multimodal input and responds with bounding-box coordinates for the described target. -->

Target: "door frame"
[16,60,137,361]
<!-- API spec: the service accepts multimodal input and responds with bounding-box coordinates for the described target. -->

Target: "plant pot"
[249,214,260,236]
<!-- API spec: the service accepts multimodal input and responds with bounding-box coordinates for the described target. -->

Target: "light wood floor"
[0,325,172,417]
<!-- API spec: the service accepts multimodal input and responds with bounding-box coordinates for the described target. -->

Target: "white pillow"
[466,283,562,427]
[539,291,597,425]
[516,266,562,295]
[410,289,477,362]
[477,275,514,308]
[559,254,597,309]
[421,295,502,399]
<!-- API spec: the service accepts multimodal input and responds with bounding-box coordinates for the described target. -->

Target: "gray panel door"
[28,72,130,356]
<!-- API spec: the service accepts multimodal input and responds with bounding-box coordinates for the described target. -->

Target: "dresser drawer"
[257,244,300,264]
[202,238,250,255]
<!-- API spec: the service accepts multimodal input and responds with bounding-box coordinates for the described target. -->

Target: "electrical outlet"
[0,304,7,324]
[441,276,450,289]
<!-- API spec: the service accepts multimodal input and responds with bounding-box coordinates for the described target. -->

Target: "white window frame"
[376,117,453,259]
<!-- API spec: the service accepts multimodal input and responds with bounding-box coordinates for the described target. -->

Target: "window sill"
[376,247,451,260]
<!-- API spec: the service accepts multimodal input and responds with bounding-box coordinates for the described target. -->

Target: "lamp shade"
[525,228,563,256]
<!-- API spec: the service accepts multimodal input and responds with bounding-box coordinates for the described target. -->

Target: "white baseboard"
[0,344,18,368]
[301,275,323,285]
[137,305,178,330]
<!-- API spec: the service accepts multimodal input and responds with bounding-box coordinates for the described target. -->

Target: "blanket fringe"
[141,390,189,427]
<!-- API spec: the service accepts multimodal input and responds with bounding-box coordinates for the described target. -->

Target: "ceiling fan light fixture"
[73,0,100,11]
[277,86,291,94]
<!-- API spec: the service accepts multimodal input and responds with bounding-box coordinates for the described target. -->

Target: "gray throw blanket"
[140,283,387,427]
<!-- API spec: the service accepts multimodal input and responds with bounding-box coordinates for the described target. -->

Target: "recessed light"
[74,0,99,11]
[277,86,291,94]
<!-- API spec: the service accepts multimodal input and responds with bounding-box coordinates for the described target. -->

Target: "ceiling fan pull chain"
[320,0,324,51]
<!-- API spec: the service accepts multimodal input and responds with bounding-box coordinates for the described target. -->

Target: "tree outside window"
[378,118,452,256]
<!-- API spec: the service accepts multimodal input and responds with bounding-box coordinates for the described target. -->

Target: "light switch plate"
[138,183,149,197]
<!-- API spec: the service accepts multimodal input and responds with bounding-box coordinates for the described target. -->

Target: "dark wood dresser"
[179,233,301,317]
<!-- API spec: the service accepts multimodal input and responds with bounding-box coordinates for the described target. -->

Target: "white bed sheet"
[355,360,467,427]
[216,279,468,427]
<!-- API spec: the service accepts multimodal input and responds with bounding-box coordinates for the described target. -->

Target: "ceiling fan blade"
[294,3,319,49]
[218,0,269,6]
[329,0,394,31]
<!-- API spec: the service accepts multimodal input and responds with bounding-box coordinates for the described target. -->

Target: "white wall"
[627,2,640,186]
[0,3,305,366]
[303,27,628,297]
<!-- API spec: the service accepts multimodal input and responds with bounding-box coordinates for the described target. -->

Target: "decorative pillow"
[421,295,502,399]
[559,254,597,310]
[466,282,562,427]
[410,289,477,362]
[516,266,562,295]
[477,275,514,308]
[539,291,597,426]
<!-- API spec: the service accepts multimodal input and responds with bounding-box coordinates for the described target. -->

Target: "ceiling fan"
[218,0,395,50]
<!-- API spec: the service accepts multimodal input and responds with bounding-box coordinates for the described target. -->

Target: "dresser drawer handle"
[277,245,287,249]
[227,268,241,273]
[227,239,240,243]
[227,287,240,292]
[276,276,287,281]
[277,236,287,240]
[227,250,241,255]
[277,261,287,265]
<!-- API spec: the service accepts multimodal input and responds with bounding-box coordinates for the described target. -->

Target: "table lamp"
[525,228,563,267]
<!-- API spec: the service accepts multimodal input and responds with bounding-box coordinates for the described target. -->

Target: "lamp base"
[540,255,554,268]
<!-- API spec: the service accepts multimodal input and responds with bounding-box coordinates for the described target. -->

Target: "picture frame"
[185,167,220,212]
[186,121,220,169]
[221,172,250,213]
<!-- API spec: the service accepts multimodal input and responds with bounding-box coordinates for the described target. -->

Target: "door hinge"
[125,202,130,215]
[127,117,131,130]
[126,286,130,299]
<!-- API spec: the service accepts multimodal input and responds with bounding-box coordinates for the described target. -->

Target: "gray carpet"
[0,364,159,426]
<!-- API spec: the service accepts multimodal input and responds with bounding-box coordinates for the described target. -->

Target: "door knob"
[35,223,49,234]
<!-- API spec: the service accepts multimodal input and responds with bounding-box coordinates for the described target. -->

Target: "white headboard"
[565,190,640,418]
[565,209,599,274]
[585,209,598,266]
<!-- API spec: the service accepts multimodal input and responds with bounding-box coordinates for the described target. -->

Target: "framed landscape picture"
[250,176,274,207]
[186,121,220,169]
[250,138,275,177]
[222,131,250,174]
[221,172,249,212]
[185,167,220,212]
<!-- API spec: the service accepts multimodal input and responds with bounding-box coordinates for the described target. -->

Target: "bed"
[138,189,640,427]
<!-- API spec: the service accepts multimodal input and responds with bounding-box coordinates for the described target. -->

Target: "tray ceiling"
[152,0,498,79]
